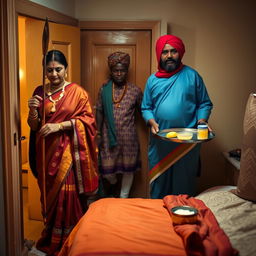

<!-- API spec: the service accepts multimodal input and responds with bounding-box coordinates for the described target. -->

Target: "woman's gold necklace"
[47,82,68,113]
[112,83,127,108]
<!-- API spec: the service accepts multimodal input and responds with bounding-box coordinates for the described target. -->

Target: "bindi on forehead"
[47,61,63,68]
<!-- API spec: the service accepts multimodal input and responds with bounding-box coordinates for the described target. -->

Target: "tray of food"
[154,128,215,144]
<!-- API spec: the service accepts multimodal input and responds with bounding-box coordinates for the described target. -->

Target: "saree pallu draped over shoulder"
[30,83,98,255]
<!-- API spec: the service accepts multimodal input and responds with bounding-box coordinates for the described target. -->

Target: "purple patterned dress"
[97,82,143,176]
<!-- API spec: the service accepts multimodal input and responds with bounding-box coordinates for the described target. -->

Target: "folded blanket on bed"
[163,195,238,256]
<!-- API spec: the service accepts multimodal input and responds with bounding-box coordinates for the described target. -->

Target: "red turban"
[155,34,185,78]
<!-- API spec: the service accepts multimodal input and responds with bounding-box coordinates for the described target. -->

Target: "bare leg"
[120,172,134,198]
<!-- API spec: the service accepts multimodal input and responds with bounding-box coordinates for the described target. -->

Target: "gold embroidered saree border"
[72,119,98,194]
[46,142,72,215]
[72,119,84,194]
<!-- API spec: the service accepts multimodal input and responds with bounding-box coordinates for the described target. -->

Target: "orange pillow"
[232,93,256,201]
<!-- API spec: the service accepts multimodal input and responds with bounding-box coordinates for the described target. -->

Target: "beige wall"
[29,0,75,17]
[75,0,256,192]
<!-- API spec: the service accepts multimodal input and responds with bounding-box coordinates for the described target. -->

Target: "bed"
[196,186,256,256]
[58,186,256,256]
[59,94,256,256]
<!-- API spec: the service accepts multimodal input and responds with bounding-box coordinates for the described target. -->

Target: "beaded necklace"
[112,83,127,108]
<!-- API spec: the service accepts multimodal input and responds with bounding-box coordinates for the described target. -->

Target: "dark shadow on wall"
[168,23,197,69]
[197,140,228,194]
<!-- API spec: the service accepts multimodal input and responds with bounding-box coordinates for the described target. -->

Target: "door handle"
[20,136,26,141]
[13,133,27,145]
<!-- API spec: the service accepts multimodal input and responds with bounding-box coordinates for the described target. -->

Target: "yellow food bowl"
[171,206,198,225]
[166,131,177,138]
[176,132,193,140]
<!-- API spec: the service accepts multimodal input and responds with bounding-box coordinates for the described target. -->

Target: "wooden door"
[22,17,80,220]
[81,30,151,198]
[26,17,81,93]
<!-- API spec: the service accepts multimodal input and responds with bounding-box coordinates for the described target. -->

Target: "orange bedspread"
[59,197,238,256]
[59,198,187,256]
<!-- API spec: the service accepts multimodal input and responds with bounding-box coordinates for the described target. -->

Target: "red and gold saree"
[29,83,99,255]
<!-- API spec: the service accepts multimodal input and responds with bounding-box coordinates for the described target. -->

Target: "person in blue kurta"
[141,34,213,199]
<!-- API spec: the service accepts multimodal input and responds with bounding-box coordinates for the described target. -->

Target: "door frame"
[0,0,78,255]
[79,20,162,74]
[79,22,162,198]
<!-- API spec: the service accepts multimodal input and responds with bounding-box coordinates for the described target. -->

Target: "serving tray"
[154,128,215,144]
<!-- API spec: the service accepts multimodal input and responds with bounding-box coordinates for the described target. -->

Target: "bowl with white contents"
[176,132,193,140]
[170,206,198,225]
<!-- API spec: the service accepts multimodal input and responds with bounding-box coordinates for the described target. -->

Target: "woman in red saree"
[27,50,99,256]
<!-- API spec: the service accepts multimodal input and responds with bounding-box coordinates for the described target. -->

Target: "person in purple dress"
[96,51,143,198]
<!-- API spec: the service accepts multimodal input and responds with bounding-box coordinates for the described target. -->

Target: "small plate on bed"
[155,128,215,144]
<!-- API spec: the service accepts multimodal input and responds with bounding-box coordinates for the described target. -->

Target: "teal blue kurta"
[142,65,213,198]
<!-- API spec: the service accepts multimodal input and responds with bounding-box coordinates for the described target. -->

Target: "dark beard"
[160,58,181,72]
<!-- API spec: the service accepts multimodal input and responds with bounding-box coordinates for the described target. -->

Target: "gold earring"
[65,73,67,78]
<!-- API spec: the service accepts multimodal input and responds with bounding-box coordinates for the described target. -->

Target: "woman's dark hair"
[45,50,68,68]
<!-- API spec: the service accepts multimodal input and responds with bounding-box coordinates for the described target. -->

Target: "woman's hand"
[27,95,42,130]
[39,123,62,137]
[28,95,43,110]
